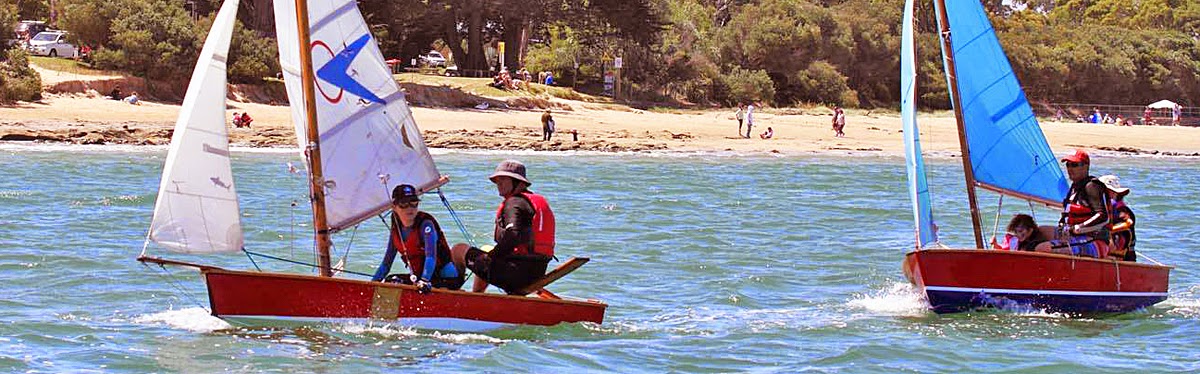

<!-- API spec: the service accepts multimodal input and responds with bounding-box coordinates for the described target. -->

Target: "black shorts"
[465,247,550,294]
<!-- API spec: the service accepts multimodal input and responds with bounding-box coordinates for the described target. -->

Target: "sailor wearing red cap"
[1039,149,1110,258]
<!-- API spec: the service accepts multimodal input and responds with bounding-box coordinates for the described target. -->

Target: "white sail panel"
[901,0,937,248]
[274,0,441,230]
[148,0,243,253]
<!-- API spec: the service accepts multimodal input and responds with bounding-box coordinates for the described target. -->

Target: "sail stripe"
[310,1,359,31]
[317,91,407,141]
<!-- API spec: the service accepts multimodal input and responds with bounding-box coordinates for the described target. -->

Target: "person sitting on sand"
[759,127,773,139]
[124,91,141,105]
[109,85,122,101]
[992,214,1048,251]
[237,112,253,128]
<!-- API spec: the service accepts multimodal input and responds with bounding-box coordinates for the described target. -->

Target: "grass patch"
[393,72,605,102]
[29,56,123,76]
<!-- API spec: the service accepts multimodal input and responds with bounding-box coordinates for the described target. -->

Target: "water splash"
[337,323,506,344]
[847,281,929,317]
[133,307,232,332]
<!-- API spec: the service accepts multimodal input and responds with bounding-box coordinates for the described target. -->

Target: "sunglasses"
[1065,161,1086,167]
[393,201,419,208]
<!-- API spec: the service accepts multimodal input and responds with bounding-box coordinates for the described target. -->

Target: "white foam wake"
[133,307,232,333]
[846,281,930,317]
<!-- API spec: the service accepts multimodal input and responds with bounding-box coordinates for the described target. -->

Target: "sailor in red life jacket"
[467,160,556,294]
[1038,149,1110,258]
[1099,175,1137,262]
[372,184,468,293]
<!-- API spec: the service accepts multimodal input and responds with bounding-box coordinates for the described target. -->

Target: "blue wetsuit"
[371,218,460,282]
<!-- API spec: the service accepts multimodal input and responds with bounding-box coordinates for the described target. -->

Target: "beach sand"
[2,94,1199,157]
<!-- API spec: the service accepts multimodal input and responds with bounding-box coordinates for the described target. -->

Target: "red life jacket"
[1107,199,1136,259]
[1059,176,1111,249]
[495,191,555,257]
[388,212,452,277]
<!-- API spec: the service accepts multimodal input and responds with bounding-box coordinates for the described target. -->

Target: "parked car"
[443,66,459,77]
[27,31,76,58]
[419,51,447,67]
[13,20,48,44]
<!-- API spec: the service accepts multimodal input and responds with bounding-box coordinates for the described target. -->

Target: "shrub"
[0,48,43,103]
[796,60,858,107]
[718,67,775,105]
[89,48,127,71]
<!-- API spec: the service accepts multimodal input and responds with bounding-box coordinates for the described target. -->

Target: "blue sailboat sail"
[901,0,937,248]
[939,0,1068,205]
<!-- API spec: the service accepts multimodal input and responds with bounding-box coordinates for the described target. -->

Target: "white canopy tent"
[1147,99,1179,109]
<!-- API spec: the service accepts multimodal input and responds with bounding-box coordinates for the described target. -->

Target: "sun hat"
[1098,175,1131,197]
[489,160,531,185]
[391,184,420,203]
[1060,149,1090,164]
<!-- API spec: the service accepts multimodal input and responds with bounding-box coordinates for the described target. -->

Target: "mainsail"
[901,0,937,248]
[147,0,243,254]
[274,0,441,231]
[939,0,1067,206]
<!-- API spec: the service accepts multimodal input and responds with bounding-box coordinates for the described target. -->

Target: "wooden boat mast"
[934,0,984,249]
[294,0,334,277]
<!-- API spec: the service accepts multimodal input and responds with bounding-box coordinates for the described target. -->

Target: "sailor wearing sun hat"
[467,160,557,294]
[1041,149,1112,258]
[1099,175,1137,261]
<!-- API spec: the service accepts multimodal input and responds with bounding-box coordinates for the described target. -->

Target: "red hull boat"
[202,267,606,332]
[903,249,1170,314]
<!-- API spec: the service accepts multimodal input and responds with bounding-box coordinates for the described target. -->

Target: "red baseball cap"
[1060,149,1090,164]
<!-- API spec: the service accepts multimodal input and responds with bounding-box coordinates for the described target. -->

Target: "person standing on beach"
[734,104,745,137]
[1173,103,1183,126]
[467,160,556,294]
[541,109,555,141]
[832,106,846,138]
[744,103,755,138]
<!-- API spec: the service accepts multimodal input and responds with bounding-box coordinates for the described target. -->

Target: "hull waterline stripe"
[924,286,1167,297]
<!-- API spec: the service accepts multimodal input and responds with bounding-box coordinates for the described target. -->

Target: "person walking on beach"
[734,104,745,137]
[1173,103,1183,126]
[467,160,556,294]
[541,109,555,141]
[832,106,846,138]
[744,102,755,138]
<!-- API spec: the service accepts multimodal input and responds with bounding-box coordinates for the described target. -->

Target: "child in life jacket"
[1099,175,1137,262]
[993,214,1049,251]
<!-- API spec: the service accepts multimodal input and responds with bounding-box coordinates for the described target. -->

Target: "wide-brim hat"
[1098,175,1131,197]
[489,159,531,185]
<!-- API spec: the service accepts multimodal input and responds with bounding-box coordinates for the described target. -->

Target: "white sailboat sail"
[274,0,441,231]
[901,0,937,248]
[147,0,244,254]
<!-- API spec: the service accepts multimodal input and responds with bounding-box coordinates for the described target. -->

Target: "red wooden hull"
[903,249,1171,314]
[201,268,606,332]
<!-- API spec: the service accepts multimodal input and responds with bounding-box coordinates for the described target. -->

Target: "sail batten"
[148,0,243,254]
[943,0,1068,208]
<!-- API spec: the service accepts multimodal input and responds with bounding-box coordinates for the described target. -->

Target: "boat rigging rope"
[141,262,211,313]
[990,195,1004,245]
[437,189,478,248]
[243,248,262,271]
[242,249,375,278]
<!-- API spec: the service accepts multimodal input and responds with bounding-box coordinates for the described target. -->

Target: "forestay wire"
[437,189,478,248]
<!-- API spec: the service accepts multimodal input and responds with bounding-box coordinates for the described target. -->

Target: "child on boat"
[993,214,1049,251]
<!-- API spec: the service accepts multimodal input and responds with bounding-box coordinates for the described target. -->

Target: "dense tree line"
[3,0,1199,108]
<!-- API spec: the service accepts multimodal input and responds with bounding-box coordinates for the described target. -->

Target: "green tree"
[0,48,42,103]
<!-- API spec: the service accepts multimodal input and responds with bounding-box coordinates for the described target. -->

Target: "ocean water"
[1,144,1198,372]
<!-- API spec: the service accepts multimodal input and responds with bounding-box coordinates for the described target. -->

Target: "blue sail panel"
[943,0,1068,204]
[902,0,937,248]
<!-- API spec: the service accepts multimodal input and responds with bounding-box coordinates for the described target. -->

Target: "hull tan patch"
[370,287,401,319]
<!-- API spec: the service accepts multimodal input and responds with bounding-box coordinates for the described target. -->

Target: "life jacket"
[389,212,452,278]
[495,191,555,257]
[1059,176,1111,251]
[1107,199,1137,260]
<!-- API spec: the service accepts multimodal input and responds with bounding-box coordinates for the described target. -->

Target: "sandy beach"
[2,92,1199,157]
